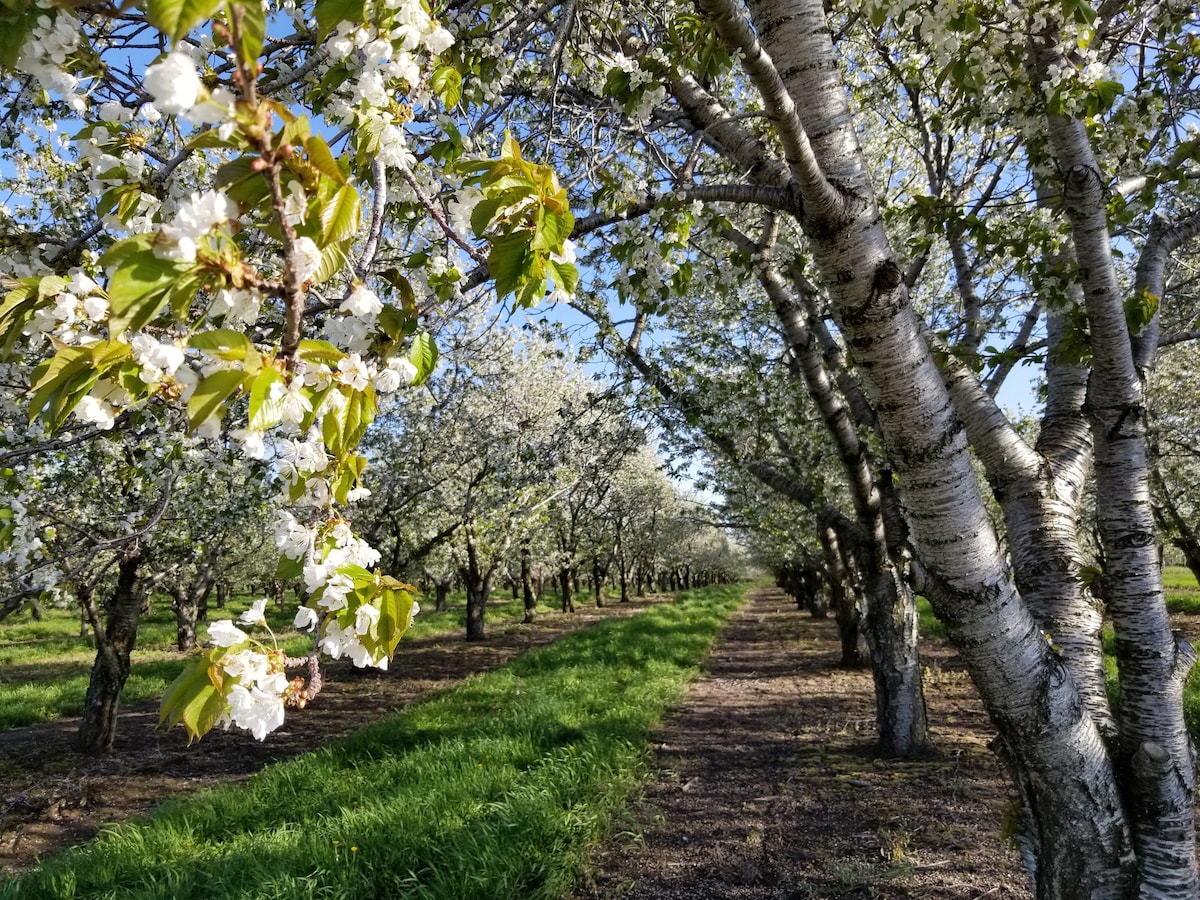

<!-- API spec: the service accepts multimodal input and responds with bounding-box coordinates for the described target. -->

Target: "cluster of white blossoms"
[604,52,667,125]
[24,271,107,347]
[14,9,87,112]
[143,47,237,130]
[319,0,454,174]
[154,190,240,263]
[611,215,683,302]
[130,335,186,386]
[206,600,289,740]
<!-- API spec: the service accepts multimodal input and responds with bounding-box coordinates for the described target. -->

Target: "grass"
[0,589,578,731]
[916,566,1200,744]
[0,583,747,900]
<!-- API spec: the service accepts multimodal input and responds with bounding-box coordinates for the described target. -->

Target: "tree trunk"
[435,577,451,613]
[559,566,575,613]
[521,543,537,623]
[822,525,866,668]
[592,558,606,607]
[171,585,200,652]
[707,0,1147,891]
[171,556,217,652]
[78,551,144,755]
[464,527,490,641]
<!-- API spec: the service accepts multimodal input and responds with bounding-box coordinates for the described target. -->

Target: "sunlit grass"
[1164,565,1200,614]
[0,589,565,730]
[0,584,747,900]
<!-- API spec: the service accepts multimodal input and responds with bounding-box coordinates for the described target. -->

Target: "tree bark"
[716,0,1140,892]
[78,550,144,755]
[521,542,537,623]
[559,566,575,613]
[464,525,490,641]
[822,524,866,668]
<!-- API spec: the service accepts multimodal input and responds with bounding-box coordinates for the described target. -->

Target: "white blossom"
[294,605,320,631]
[144,51,202,115]
[293,236,322,282]
[207,619,249,647]
[340,286,383,318]
[227,684,286,740]
[238,598,270,627]
[355,601,381,636]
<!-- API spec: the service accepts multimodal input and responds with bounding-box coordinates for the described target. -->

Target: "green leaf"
[276,553,304,580]
[0,4,38,69]
[533,208,574,252]
[370,586,417,658]
[488,231,533,301]
[321,184,361,244]
[298,339,345,366]
[187,369,249,432]
[432,66,462,108]
[230,0,266,61]
[248,366,285,430]
[146,0,223,41]
[105,244,193,335]
[279,115,312,148]
[546,260,579,297]
[0,279,41,356]
[305,135,348,185]
[501,130,523,161]
[1124,288,1159,336]
[469,196,506,237]
[312,240,349,285]
[315,0,365,39]
[189,329,254,361]
[29,346,102,430]
[322,387,376,460]
[409,333,438,385]
[158,653,229,742]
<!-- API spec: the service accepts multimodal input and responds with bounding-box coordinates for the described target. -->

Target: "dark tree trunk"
[435,577,451,613]
[171,555,217,652]
[215,581,228,609]
[559,567,575,613]
[171,585,199,652]
[78,551,144,755]
[592,558,606,608]
[464,528,491,641]
[823,525,867,668]
[521,544,537,623]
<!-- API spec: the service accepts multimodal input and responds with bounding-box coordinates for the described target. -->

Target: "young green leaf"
[146,0,223,42]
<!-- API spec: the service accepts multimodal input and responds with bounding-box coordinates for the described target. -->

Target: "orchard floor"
[0,586,1035,897]
[575,585,1029,900]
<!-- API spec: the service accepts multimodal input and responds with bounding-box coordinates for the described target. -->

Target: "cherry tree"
[462,0,1200,893]
[0,0,578,743]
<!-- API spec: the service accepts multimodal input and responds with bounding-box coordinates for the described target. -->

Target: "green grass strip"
[0,583,747,900]
[0,593,565,730]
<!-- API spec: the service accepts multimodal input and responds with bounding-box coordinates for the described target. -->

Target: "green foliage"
[452,132,576,308]
[145,0,224,42]
[916,597,946,642]
[0,585,747,900]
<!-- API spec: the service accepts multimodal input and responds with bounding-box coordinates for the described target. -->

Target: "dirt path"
[578,585,1029,899]
[0,598,661,874]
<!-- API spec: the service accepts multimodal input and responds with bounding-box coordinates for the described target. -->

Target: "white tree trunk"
[718,0,1142,893]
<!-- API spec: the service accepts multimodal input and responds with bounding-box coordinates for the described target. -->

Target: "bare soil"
[577,586,1030,900]
[0,585,1103,898]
